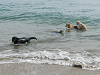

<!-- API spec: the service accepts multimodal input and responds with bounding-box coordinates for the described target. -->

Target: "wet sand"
[0,63,99,75]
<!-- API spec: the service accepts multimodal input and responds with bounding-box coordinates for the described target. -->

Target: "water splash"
[0,49,100,70]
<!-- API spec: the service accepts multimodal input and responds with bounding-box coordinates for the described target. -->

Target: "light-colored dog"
[76,21,87,30]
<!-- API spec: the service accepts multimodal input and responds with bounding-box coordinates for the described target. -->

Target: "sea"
[0,0,100,70]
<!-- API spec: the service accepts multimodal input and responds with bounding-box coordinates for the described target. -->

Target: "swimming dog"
[54,30,64,33]
[65,23,77,29]
[12,36,37,44]
[76,21,87,30]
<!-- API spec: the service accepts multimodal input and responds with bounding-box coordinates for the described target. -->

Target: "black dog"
[12,36,37,44]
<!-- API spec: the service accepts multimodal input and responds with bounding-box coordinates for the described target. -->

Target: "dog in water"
[12,36,37,44]
[65,23,77,29]
[65,23,77,32]
[65,21,87,30]
[76,21,87,30]
[54,30,64,33]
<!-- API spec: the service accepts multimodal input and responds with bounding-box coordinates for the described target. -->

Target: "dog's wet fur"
[12,36,37,44]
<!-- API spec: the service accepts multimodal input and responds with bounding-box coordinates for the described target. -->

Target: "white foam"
[0,50,100,70]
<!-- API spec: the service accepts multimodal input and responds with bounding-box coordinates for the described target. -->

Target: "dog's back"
[77,23,87,30]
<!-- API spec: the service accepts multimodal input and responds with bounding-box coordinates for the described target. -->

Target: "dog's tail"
[29,37,37,40]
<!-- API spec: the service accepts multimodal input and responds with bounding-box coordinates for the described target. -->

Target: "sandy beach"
[0,63,99,75]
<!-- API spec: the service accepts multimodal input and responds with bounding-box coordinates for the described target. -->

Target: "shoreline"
[0,63,99,75]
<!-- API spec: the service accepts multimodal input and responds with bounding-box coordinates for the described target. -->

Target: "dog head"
[65,23,71,28]
[59,30,64,33]
[76,21,81,25]
[12,36,19,44]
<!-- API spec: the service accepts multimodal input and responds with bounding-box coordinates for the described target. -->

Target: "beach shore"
[0,63,99,75]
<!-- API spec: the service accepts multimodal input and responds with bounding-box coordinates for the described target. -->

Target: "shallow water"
[0,0,100,70]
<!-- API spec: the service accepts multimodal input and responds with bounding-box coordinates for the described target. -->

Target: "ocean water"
[0,0,100,70]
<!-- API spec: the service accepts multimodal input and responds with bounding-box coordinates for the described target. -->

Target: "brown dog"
[65,23,77,29]
[54,30,64,33]
[59,30,63,33]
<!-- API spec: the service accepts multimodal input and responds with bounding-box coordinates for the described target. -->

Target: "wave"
[0,49,100,70]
